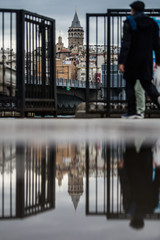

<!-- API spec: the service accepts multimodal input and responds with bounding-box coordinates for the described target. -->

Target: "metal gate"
[0,143,56,219]
[0,9,57,117]
[86,9,160,117]
[86,141,160,219]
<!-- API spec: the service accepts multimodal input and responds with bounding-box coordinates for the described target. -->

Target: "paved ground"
[0,118,160,143]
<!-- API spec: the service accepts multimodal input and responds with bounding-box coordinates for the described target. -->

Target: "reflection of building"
[68,171,83,211]
[56,144,85,211]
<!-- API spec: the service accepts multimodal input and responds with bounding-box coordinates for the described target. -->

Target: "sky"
[0,0,160,47]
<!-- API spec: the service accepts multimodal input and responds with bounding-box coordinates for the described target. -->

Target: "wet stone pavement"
[0,119,160,240]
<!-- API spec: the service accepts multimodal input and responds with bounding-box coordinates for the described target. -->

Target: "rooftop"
[70,9,82,28]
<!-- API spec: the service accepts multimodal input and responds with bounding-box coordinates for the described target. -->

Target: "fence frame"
[0,9,57,117]
[86,9,160,117]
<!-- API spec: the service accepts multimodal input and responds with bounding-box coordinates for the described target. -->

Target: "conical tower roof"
[71,194,81,211]
[71,9,81,28]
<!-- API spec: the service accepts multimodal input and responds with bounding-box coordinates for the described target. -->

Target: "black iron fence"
[0,9,57,117]
[86,141,160,219]
[0,143,56,219]
[86,9,160,117]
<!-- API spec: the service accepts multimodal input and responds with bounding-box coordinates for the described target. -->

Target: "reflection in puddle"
[0,139,160,237]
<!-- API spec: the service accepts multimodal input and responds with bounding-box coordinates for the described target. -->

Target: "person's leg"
[126,78,137,115]
[140,80,160,107]
[135,80,145,114]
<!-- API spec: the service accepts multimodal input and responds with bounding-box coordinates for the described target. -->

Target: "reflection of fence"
[86,142,160,219]
[0,143,56,219]
[86,9,160,116]
[0,9,57,117]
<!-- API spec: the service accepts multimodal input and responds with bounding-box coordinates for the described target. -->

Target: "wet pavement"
[0,119,160,240]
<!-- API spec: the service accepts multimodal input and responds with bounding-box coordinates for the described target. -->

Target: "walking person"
[118,139,160,229]
[118,1,160,119]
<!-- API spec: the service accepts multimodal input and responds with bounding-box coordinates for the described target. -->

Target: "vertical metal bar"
[85,143,89,214]
[32,19,35,101]
[26,146,29,214]
[95,17,98,109]
[26,20,29,98]
[10,145,13,216]
[112,143,114,213]
[104,143,107,213]
[2,144,4,217]
[16,10,25,117]
[42,20,46,99]
[117,15,119,96]
[104,16,107,105]
[111,16,114,102]
[120,16,123,102]
[38,147,41,211]
[48,145,56,208]
[50,20,57,116]
[117,143,119,213]
[10,13,13,99]
[86,14,90,113]
[29,18,31,99]
[95,147,98,212]
[107,143,110,218]
[16,144,25,218]
[41,148,46,210]
[32,148,35,208]
[38,19,41,100]
[35,21,38,99]
[2,12,5,96]
[107,10,111,117]
[35,146,38,207]
[29,147,31,213]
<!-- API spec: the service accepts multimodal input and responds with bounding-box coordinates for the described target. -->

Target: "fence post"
[41,20,46,99]
[50,20,57,116]
[86,14,90,113]
[85,144,89,214]
[16,10,25,117]
[107,10,111,117]
[16,144,25,218]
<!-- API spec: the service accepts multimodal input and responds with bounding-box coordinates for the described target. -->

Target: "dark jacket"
[119,144,160,217]
[119,12,160,80]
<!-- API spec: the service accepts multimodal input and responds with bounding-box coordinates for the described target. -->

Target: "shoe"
[121,113,138,119]
[136,113,144,119]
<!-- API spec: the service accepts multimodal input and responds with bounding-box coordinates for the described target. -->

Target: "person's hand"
[119,64,125,73]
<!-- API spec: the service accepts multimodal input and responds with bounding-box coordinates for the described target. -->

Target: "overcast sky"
[1,0,160,46]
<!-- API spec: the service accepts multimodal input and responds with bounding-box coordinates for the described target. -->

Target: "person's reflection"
[118,139,160,230]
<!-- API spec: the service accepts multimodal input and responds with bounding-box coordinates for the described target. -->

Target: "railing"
[86,9,160,117]
[0,143,56,219]
[0,9,57,117]
[86,141,160,219]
